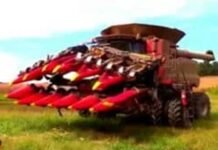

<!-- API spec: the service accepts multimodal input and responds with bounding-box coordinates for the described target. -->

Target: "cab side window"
[131,41,145,54]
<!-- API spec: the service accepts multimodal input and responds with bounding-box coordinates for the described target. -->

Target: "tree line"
[198,61,218,76]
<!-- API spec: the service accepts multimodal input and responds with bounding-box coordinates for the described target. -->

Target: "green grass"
[207,87,218,96]
[0,89,218,150]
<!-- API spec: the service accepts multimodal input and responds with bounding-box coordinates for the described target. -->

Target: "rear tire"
[193,92,210,119]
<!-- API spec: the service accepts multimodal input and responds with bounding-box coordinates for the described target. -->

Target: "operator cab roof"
[98,23,185,43]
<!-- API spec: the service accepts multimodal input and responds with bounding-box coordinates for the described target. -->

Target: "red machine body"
[7,23,215,127]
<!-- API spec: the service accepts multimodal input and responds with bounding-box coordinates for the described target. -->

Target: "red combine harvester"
[7,24,215,127]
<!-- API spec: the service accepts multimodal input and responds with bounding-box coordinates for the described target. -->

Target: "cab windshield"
[97,39,145,54]
[110,40,145,54]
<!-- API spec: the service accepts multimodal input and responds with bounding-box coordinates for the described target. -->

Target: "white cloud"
[0,51,21,82]
[0,0,215,39]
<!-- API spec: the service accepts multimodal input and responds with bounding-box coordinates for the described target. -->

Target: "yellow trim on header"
[42,64,48,72]
[92,81,101,91]
[102,101,114,107]
[52,65,61,73]
[22,74,28,81]
[70,72,79,81]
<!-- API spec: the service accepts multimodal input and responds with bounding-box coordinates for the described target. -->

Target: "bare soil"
[199,76,218,89]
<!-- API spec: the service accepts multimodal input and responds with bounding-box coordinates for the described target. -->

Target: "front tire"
[167,99,192,128]
[150,100,162,125]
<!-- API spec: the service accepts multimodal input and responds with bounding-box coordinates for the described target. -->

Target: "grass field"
[0,88,218,150]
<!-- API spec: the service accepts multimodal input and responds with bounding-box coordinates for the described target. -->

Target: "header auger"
[7,23,215,127]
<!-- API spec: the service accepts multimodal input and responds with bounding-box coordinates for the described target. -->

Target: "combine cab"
[7,23,215,127]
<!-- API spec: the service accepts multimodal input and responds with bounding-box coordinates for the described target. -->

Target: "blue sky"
[0,0,217,81]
